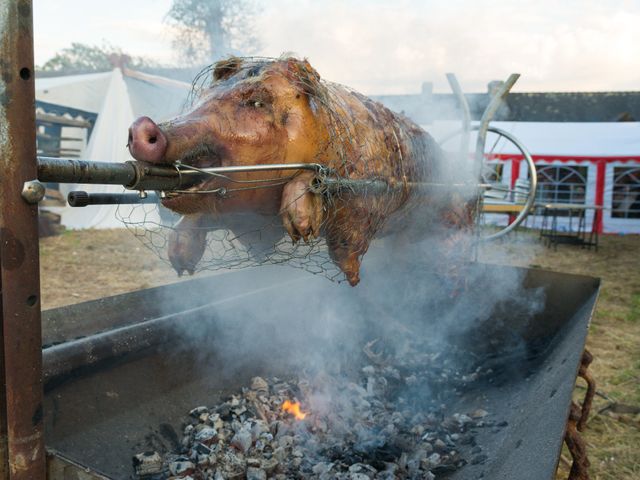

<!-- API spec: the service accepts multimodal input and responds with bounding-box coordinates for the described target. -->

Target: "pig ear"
[213,57,244,82]
[284,58,322,98]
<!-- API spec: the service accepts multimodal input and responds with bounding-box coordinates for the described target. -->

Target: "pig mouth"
[174,143,223,170]
[159,143,225,208]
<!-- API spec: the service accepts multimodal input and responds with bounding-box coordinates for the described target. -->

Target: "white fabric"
[429,121,640,158]
[486,121,640,158]
[36,72,112,113]
[47,68,161,229]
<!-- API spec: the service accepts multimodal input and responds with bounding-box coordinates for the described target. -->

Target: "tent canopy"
[429,121,640,159]
[37,68,191,229]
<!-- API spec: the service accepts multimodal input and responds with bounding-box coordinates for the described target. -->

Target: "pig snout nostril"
[128,116,168,163]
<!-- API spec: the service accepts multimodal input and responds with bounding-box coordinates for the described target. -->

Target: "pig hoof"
[281,173,323,244]
[168,229,207,277]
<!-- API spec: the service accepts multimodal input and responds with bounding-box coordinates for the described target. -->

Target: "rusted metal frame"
[0,1,46,478]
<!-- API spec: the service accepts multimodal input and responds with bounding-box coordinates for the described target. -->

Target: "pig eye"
[253,100,264,108]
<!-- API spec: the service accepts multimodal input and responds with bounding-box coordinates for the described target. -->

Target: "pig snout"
[127,116,168,163]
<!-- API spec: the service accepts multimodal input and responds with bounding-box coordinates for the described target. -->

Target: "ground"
[40,229,640,479]
[40,229,178,309]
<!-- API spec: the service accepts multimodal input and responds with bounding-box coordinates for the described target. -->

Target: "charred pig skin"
[127,57,475,285]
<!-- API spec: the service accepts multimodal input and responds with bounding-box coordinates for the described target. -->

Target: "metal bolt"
[159,191,167,199]
[21,180,45,204]
[138,190,148,199]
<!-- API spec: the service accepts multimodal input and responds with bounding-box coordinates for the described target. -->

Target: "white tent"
[36,68,191,229]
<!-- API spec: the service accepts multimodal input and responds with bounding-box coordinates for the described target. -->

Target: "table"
[538,203,603,251]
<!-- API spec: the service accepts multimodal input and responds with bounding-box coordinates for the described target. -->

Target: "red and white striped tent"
[431,121,640,234]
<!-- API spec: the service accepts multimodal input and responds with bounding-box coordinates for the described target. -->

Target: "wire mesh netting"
[116,200,348,281]
[118,56,480,284]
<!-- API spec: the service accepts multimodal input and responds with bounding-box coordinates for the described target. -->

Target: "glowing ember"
[282,399,307,420]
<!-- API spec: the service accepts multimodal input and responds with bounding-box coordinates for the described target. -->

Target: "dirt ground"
[40,229,639,479]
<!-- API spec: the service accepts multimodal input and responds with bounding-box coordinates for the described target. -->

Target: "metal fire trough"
[41,260,599,479]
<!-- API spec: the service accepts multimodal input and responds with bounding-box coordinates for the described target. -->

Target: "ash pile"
[134,336,503,480]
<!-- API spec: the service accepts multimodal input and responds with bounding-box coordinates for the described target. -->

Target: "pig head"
[127,57,332,277]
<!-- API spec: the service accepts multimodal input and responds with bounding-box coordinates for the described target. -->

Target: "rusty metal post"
[0,1,46,478]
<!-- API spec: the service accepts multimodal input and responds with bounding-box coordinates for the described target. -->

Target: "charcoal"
[350,474,373,480]
[135,338,494,479]
[261,457,279,475]
[194,427,217,443]
[132,451,164,476]
[194,443,211,455]
[189,406,208,417]
[168,460,194,476]
[470,409,488,419]
[251,376,269,395]
[246,466,267,480]
[230,428,252,453]
[427,452,441,466]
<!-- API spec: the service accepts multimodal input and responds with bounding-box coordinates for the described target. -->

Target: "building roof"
[373,90,640,124]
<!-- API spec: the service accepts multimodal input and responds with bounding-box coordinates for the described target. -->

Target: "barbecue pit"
[41,261,599,479]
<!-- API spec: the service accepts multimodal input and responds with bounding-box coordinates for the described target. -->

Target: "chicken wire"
[116,200,347,281]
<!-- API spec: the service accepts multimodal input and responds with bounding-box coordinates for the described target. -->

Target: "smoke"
[157,205,545,391]
[150,209,546,473]
[150,55,541,407]
[125,53,546,472]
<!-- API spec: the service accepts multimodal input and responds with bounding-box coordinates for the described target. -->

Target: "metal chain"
[565,349,595,480]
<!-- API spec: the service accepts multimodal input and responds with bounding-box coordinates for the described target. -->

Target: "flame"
[282,400,307,420]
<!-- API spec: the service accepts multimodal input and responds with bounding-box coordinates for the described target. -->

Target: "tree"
[165,0,260,65]
[38,42,158,74]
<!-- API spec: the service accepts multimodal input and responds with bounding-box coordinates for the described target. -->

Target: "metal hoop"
[440,125,537,241]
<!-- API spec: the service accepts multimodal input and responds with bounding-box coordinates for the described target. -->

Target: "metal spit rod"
[37,156,326,192]
[37,156,486,205]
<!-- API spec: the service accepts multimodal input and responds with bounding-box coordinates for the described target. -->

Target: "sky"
[34,0,640,95]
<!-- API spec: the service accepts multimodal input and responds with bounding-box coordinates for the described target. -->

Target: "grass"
[40,229,640,479]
